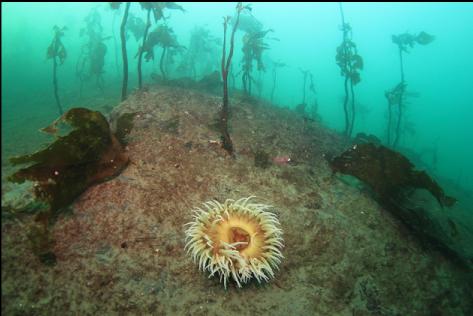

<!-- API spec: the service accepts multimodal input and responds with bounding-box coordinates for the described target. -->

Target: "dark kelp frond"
[415,31,435,45]
[8,107,129,213]
[47,25,67,64]
[392,31,435,52]
[7,108,129,264]
[109,2,122,10]
[329,142,468,266]
[329,142,456,208]
[335,38,363,85]
[127,14,146,41]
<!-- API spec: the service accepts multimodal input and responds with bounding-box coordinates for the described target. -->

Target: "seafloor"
[2,85,472,315]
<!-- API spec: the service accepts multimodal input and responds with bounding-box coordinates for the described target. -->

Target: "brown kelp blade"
[416,31,435,45]
[8,107,129,213]
[329,142,456,207]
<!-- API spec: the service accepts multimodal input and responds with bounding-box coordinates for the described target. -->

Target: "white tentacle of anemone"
[184,196,284,289]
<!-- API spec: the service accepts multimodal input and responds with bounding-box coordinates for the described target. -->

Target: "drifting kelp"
[299,69,311,108]
[306,71,319,120]
[77,8,110,94]
[391,31,435,52]
[136,2,185,89]
[143,25,180,59]
[109,2,185,96]
[241,28,273,96]
[136,5,152,90]
[141,1,184,22]
[329,142,456,208]
[110,2,131,101]
[335,30,363,85]
[270,60,285,103]
[336,3,363,138]
[387,30,435,147]
[7,108,131,263]
[297,69,318,120]
[385,82,406,107]
[178,26,221,79]
[126,13,146,41]
[47,25,67,115]
[220,2,251,156]
[142,24,183,81]
[47,26,67,64]
[231,10,263,33]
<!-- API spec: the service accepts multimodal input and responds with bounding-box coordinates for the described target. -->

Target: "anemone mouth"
[184,196,284,288]
[228,227,250,251]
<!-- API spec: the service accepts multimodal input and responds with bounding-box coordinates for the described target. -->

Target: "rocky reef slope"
[2,86,472,315]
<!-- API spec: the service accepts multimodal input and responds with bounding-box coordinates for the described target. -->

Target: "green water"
[3,2,472,185]
[2,0,473,303]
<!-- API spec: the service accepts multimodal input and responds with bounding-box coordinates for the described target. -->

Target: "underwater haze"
[2,2,473,315]
[3,2,473,189]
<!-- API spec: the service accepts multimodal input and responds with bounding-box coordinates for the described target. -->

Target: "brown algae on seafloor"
[7,108,131,263]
